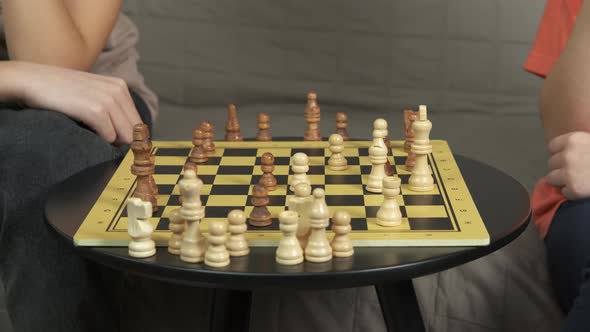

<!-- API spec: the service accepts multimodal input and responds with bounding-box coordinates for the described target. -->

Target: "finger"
[548,133,575,154]
[112,88,141,144]
[547,151,566,171]
[108,78,143,127]
[82,107,117,143]
[545,168,566,187]
[561,186,578,200]
[121,88,143,126]
[102,94,134,144]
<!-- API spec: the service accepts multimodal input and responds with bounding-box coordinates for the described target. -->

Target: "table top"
[45,154,530,290]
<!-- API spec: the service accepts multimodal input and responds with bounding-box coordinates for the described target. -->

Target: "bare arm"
[540,0,590,142]
[0,62,22,101]
[3,0,122,71]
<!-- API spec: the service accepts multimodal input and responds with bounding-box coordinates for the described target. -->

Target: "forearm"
[0,61,25,102]
[3,0,120,71]
[540,1,590,142]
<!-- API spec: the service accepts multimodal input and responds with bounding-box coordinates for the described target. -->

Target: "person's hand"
[546,131,590,199]
[14,61,142,144]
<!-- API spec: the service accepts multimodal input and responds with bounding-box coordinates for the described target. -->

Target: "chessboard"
[75,140,489,247]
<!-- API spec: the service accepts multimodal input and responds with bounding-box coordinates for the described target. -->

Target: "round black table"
[45,155,530,332]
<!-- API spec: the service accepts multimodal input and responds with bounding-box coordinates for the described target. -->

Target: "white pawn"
[276,210,304,265]
[167,208,185,255]
[226,209,250,257]
[366,119,388,193]
[179,169,207,263]
[289,152,310,192]
[331,210,354,257]
[127,197,156,258]
[328,133,347,171]
[377,176,403,227]
[305,188,332,263]
[288,182,312,248]
[408,105,434,191]
[204,220,230,267]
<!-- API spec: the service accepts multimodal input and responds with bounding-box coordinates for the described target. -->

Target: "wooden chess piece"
[331,210,354,257]
[248,184,272,227]
[404,109,419,171]
[276,210,304,265]
[226,210,249,257]
[384,136,394,176]
[256,112,272,141]
[167,208,185,255]
[366,119,388,193]
[190,127,208,163]
[131,123,158,212]
[335,112,349,141]
[304,92,321,141]
[127,198,156,258]
[288,182,312,248]
[259,152,277,191]
[179,168,207,263]
[200,120,215,154]
[408,105,434,191]
[178,163,198,205]
[328,133,348,171]
[225,103,244,141]
[304,188,332,263]
[377,176,403,226]
[204,220,231,267]
[289,152,310,192]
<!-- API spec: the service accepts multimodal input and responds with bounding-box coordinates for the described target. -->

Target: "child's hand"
[15,61,142,145]
[546,131,590,199]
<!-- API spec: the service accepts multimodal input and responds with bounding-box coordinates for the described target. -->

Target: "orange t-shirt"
[524,0,582,238]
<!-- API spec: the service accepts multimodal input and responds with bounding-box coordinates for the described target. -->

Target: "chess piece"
[408,105,434,192]
[200,120,215,154]
[328,133,348,171]
[225,104,243,141]
[335,112,349,141]
[289,152,310,192]
[404,109,419,171]
[304,92,321,141]
[366,119,388,193]
[256,112,272,141]
[226,210,249,257]
[167,208,185,255]
[130,123,158,211]
[248,184,272,227]
[384,136,394,176]
[259,152,277,191]
[204,220,230,267]
[331,210,354,257]
[190,127,208,164]
[127,198,156,258]
[376,176,403,226]
[179,168,207,263]
[276,210,304,265]
[304,188,332,263]
[288,182,312,248]
[178,163,198,205]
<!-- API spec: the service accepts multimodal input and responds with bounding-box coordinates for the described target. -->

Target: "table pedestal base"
[376,280,426,332]
[208,281,425,332]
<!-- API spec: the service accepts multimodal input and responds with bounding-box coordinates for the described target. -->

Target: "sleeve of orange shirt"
[525,0,582,77]
[525,0,581,238]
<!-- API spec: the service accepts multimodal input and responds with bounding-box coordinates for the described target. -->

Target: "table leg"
[209,289,252,332]
[375,280,426,332]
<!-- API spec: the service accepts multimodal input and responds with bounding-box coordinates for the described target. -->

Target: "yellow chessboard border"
[75,140,489,247]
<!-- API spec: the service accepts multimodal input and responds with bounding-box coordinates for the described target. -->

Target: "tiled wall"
[123,0,544,114]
